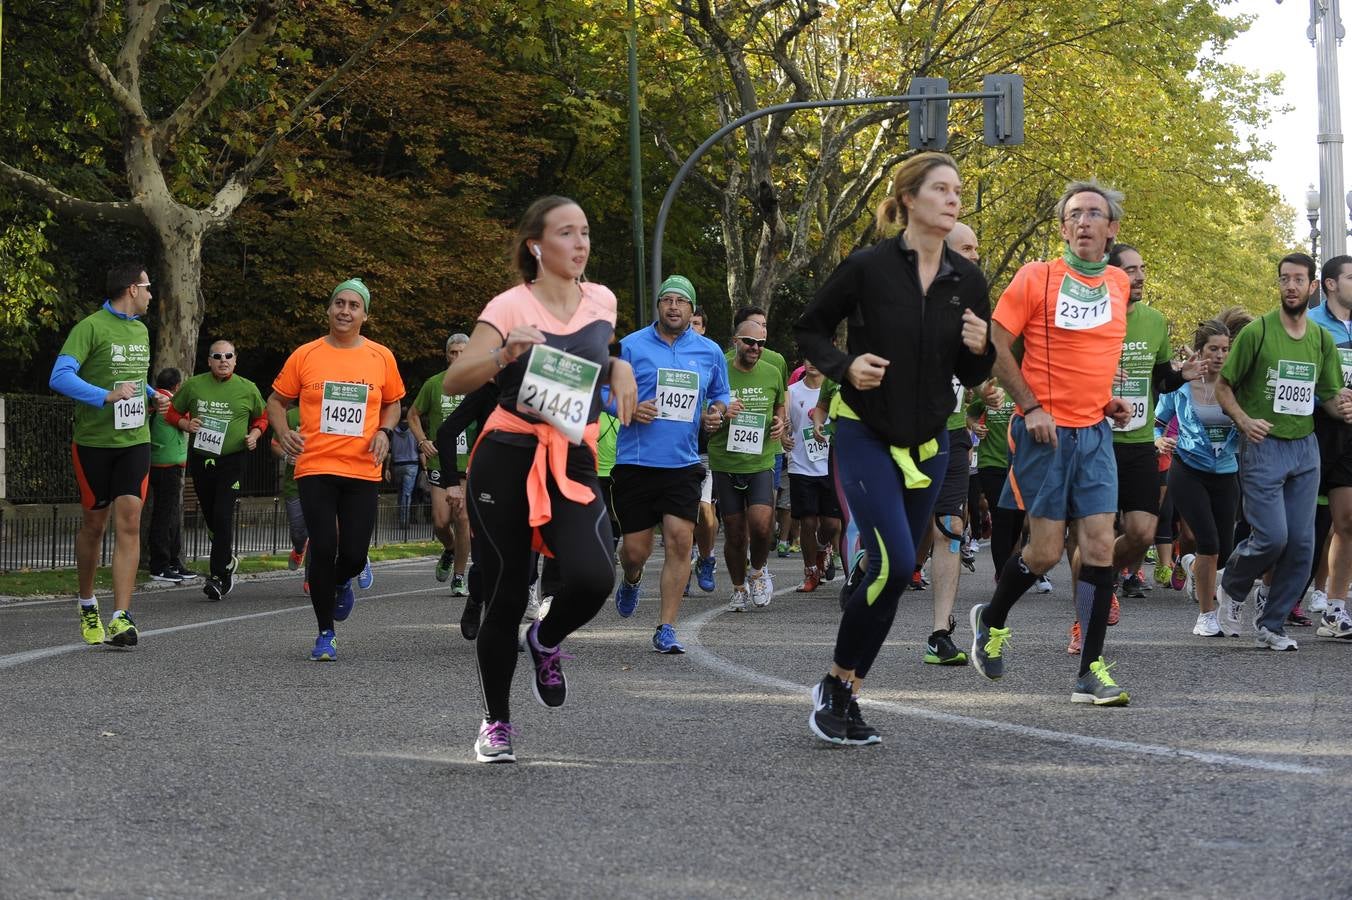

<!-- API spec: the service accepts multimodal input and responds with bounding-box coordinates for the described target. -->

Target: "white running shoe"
[1254,625,1298,651]
[524,582,541,621]
[1252,584,1269,629]
[728,587,750,613]
[1192,610,1220,636]
[1217,582,1244,637]
[750,570,774,608]
[1308,589,1329,614]
[1035,574,1054,594]
[1180,554,1197,604]
[1316,605,1352,639]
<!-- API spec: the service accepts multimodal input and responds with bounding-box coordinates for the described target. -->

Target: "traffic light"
[983,74,1024,146]
[908,77,949,151]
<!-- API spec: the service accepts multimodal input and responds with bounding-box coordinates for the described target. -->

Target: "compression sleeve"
[49,355,108,408]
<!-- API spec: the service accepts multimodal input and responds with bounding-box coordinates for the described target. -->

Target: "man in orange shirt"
[969,180,1134,706]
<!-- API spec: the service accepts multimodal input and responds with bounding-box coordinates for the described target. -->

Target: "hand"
[245,429,260,451]
[609,359,638,426]
[446,482,465,515]
[727,398,745,417]
[846,353,889,390]
[183,418,202,434]
[502,325,547,364]
[370,429,390,465]
[1025,406,1057,446]
[969,418,988,439]
[1105,397,1132,429]
[105,382,136,404]
[961,309,989,354]
[1239,415,1272,443]
[154,393,170,415]
[978,380,1004,409]
[1338,388,1352,424]
[1178,352,1205,382]
[279,428,305,457]
[1154,435,1177,454]
[418,438,436,461]
[702,405,725,432]
[769,415,786,442]
[1113,366,1128,392]
[632,399,659,426]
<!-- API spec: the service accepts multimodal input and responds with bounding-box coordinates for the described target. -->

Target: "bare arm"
[444,321,544,396]
[991,321,1056,445]
[267,392,302,456]
[1214,377,1269,443]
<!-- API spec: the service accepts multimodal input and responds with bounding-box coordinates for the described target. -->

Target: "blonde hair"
[875,151,959,234]
[1217,305,1254,336]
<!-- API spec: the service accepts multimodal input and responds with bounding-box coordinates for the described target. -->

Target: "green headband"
[657,274,697,310]
[330,277,371,312]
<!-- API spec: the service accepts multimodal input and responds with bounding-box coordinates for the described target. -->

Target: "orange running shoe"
[796,567,821,593]
[1108,593,1121,626]
[1067,620,1082,655]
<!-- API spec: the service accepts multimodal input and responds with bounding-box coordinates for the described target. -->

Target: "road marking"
[0,586,446,670]
[683,602,1320,776]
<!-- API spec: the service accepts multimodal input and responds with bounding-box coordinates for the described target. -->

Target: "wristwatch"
[378,427,394,441]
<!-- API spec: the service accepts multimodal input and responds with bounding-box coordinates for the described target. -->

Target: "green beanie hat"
[330,277,371,312]
[657,274,697,309]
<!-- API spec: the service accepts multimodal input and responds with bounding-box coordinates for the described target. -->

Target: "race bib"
[194,414,229,455]
[112,381,145,430]
[656,368,699,422]
[1339,348,1352,389]
[456,431,469,455]
[1112,377,1149,432]
[728,412,766,455]
[802,425,829,462]
[1054,275,1111,331]
[1273,360,1316,416]
[952,377,965,414]
[1205,424,1230,457]
[321,381,369,436]
[517,345,600,444]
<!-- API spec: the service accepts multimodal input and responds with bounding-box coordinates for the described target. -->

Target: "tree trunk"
[148,206,207,379]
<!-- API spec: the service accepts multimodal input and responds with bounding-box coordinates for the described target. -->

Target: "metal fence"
[4,395,79,503]
[0,500,436,572]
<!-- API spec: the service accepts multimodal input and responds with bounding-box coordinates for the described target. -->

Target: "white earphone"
[531,244,542,260]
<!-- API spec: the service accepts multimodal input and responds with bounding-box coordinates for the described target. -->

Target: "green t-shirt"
[149,390,187,466]
[412,369,474,474]
[1221,310,1342,441]
[708,359,786,474]
[280,406,301,499]
[173,372,266,457]
[1112,302,1172,444]
[945,378,971,432]
[727,345,788,454]
[968,395,1017,469]
[58,308,153,448]
[596,411,620,477]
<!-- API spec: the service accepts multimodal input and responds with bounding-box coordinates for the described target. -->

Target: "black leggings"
[298,475,379,631]
[466,440,615,723]
[188,450,245,579]
[977,466,1025,575]
[1166,461,1238,560]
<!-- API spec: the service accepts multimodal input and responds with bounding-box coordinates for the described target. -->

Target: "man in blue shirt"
[609,275,731,653]
[1309,253,1352,640]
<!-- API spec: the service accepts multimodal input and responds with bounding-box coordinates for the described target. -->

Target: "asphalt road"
[1,545,1349,899]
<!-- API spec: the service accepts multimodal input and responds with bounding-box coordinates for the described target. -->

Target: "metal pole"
[627,0,647,328]
[649,91,1001,303]
[1313,0,1347,260]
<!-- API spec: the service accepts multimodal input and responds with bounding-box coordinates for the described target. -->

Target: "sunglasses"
[210,352,235,361]
[738,337,766,348]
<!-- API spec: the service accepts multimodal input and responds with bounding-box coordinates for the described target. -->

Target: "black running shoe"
[1122,574,1146,599]
[809,674,852,744]
[844,698,881,745]
[923,618,968,666]
[203,576,225,602]
[460,596,483,641]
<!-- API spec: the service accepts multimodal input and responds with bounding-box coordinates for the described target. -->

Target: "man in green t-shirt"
[49,262,167,648]
[146,367,196,583]
[710,319,786,610]
[1215,253,1352,649]
[270,405,309,591]
[408,333,472,596]
[168,339,267,601]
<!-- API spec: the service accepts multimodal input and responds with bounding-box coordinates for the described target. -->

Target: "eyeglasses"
[210,352,235,361]
[657,295,691,306]
[738,337,767,348]
[133,281,151,289]
[1063,209,1109,223]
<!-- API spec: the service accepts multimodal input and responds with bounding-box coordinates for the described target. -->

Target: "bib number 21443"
[517,345,601,445]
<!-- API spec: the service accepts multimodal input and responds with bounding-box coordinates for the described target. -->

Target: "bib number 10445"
[517,345,601,445]
[113,381,145,430]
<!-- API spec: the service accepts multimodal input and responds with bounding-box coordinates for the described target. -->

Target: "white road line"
[683,601,1320,777]
[0,586,446,670]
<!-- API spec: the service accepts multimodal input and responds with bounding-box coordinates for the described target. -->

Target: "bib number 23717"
[1054,275,1111,331]
[322,382,369,436]
[517,345,601,445]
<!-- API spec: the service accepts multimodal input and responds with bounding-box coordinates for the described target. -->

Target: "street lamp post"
[1306,0,1347,260]
[1308,184,1322,258]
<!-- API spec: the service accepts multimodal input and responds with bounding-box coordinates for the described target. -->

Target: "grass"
[0,541,442,599]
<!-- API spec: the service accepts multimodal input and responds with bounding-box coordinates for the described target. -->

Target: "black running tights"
[298,475,378,632]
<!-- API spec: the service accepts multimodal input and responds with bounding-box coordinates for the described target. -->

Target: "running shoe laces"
[482,720,516,748]
[534,642,574,688]
[1088,657,1119,687]
[984,626,1011,659]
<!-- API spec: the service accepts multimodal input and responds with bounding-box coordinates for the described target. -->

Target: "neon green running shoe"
[104,613,139,648]
[1072,657,1129,706]
[435,550,454,583]
[78,602,105,645]
[1153,564,1172,588]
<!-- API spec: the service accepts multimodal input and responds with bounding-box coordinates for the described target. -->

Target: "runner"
[689,309,720,592]
[408,333,472,596]
[1154,319,1238,636]
[444,195,637,763]
[966,384,1032,584]
[710,318,786,611]
[167,339,267,601]
[146,367,193,583]
[782,359,840,593]
[726,307,792,558]
[266,277,405,661]
[1212,253,1351,649]
[798,151,994,744]
[1308,254,1352,640]
[610,274,730,652]
[434,380,499,639]
[269,404,309,591]
[968,180,1135,706]
[49,263,165,647]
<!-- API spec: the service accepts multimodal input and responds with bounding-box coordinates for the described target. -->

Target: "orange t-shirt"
[992,257,1129,428]
[272,337,406,481]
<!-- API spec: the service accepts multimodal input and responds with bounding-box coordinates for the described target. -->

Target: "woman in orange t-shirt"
[266,278,405,662]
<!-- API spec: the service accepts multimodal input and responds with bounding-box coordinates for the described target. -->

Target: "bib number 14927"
[517,345,601,444]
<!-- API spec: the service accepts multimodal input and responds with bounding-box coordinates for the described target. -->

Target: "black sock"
[984,553,1039,629]
[1078,564,1116,676]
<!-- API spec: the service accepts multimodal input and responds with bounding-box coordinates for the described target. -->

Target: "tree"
[0,1,410,375]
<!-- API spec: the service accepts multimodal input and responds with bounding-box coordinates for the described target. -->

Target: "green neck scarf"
[1062,245,1106,277]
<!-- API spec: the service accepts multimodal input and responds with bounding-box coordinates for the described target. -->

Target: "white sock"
[78,597,97,608]
[749,567,763,579]
[110,610,127,620]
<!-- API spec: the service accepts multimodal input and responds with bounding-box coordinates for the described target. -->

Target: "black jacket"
[794,234,995,447]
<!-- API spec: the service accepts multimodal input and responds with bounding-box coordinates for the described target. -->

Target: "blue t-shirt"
[611,324,731,468]
[1155,382,1239,474]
